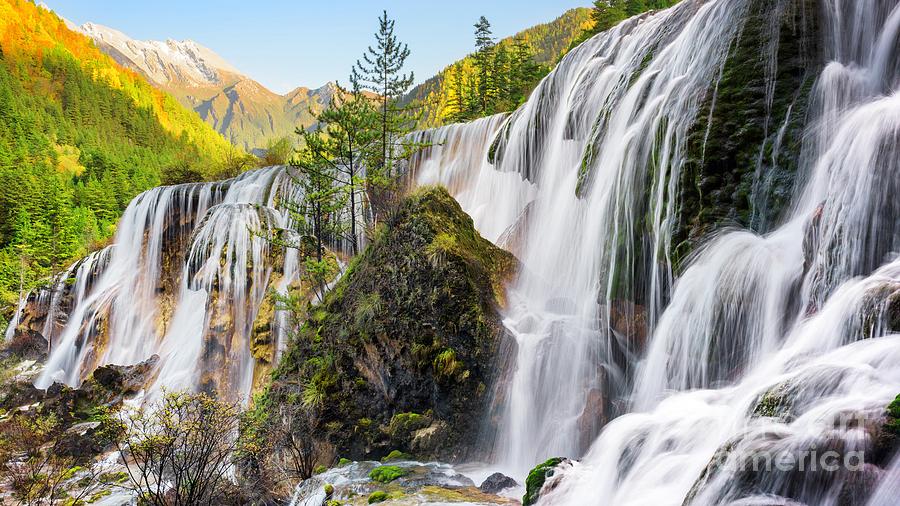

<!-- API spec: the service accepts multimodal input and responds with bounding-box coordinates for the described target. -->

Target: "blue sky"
[45,1,590,94]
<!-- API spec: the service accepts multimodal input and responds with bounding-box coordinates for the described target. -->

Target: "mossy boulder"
[367,490,389,504]
[271,186,517,462]
[523,457,567,506]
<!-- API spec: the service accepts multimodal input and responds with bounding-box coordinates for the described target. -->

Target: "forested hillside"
[0,0,235,315]
[404,8,593,127]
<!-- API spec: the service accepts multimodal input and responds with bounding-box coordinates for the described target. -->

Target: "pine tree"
[443,64,468,123]
[625,0,648,16]
[351,10,415,178]
[592,0,628,34]
[473,16,496,114]
[350,10,419,223]
[296,84,378,255]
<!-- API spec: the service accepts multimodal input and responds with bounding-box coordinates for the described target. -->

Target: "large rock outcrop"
[268,186,517,462]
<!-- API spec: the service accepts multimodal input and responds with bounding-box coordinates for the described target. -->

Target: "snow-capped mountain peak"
[76,22,244,88]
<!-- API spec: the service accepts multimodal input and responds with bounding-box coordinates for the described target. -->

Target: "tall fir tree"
[351,10,415,177]
[473,16,496,114]
[351,10,420,222]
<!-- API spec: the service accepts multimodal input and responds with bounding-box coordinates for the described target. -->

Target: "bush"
[113,391,240,506]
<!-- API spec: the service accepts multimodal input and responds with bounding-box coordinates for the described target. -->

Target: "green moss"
[752,384,792,419]
[324,483,334,496]
[523,457,564,506]
[354,293,383,329]
[338,457,352,467]
[433,348,461,380]
[673,0,821,267]
[886,394,900,435]
[381,450,413,462]
[368,491,389,504]
[314,464,327,475]
[388,412,430,438]
[369,465,408,483]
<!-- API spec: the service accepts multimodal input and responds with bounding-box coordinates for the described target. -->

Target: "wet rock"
[479,472,518,494]
[56,421,104,460]
[410,421,447,454]
[91,354,159,396]
[673,0,823,269]
[0,376,43,410]
[523,457,570,506]
[0,328,48,362]
[576,387,607,451]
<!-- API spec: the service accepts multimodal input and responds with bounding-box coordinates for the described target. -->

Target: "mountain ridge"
[63,19,331,153]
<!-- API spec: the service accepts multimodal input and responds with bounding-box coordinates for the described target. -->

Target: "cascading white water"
[27,167,305,402]
[411,0,900,501]
[414,0,757,472]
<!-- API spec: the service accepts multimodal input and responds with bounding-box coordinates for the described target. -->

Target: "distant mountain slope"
[405,7,593,128]
[190,80,334,155]
[0,0,233,310]
[72,21,328,153]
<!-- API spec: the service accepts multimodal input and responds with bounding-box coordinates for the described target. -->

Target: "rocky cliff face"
[267,186,518,462]
[673,0,822,268]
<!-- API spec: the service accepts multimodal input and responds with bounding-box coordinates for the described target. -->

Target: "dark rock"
[0,328,48,362]
[673,0,823,270]
[479,472,517,494]
[56,421,105,460]
[0,378,43,410]
[91,354,160,396]
[576,387,607,451]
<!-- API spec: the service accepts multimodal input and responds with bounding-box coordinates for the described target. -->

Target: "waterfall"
[414,0,754,471]
[411,0,900,501]
[27,167,305,402]
[2,0,896,502]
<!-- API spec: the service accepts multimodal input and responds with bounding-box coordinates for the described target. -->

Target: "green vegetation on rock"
[886,394,900,435]
[673,0,821,269]
[523,457,565,506]
[381,450,413,462]
[368,490,389,504]
[369,465,408,483]
[269,186,516,461]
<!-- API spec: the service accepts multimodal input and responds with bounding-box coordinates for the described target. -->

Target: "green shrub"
[886,394,900,435]
[433,348,460,379]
